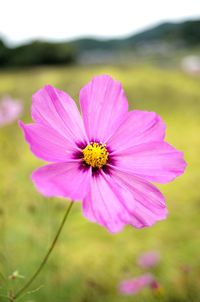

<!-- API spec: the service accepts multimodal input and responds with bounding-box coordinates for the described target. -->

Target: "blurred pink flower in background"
[0,97,23,127]
[20,75,186,233]
[119,273,154,295]
[137,251,160,268]
[150,280,164,296]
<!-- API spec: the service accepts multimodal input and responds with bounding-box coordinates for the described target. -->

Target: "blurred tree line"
[0,19,199,67]
[0,40,76,67]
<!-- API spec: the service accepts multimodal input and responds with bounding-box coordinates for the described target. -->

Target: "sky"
[0,0,200,46]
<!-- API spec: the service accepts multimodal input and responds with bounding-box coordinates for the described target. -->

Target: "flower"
[119,273,154,295]
[150,280,164,296]
[0,97,23,127]
[137,251,160,268]
[19,75,186,233]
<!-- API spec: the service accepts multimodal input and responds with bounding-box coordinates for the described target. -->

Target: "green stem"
[12,201,74,301]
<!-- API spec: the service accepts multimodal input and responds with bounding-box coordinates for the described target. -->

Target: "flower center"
[82,142,109,169]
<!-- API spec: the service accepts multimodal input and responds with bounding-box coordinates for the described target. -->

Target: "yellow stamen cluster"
[82,142,109,169]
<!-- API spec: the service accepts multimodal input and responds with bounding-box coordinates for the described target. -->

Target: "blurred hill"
[0,19,200,67]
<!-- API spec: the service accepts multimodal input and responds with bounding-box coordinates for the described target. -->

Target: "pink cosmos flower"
[0,97,23,127]
[119,273,154,295]
[137,251,160,268]
[19,75,186,233]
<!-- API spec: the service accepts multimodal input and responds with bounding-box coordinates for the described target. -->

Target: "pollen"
[82,142,109,169]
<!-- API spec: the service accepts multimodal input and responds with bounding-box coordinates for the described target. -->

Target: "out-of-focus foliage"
[0,19,200,67]
[126,20,200,46]
[0,40,7,66]
[0,40,76,67]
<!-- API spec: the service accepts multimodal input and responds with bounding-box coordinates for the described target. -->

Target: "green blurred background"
[0,64,200,301]
[0,2,200,301]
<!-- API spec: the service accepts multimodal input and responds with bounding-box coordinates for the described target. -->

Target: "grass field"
[0,64,200,302]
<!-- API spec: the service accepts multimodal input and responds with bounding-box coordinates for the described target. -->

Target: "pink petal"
[79,75,128,142]
[112,142,186,183]
[137,251,160,268]
[83,170,167,233]
[82,173,126,233]
[32,162,91,201]
[112,169,167,228]
[0,98,23,127]
[19,121,78,162]
[119,273,154,295]
[31,85,87,144]
[108,110,166,151]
